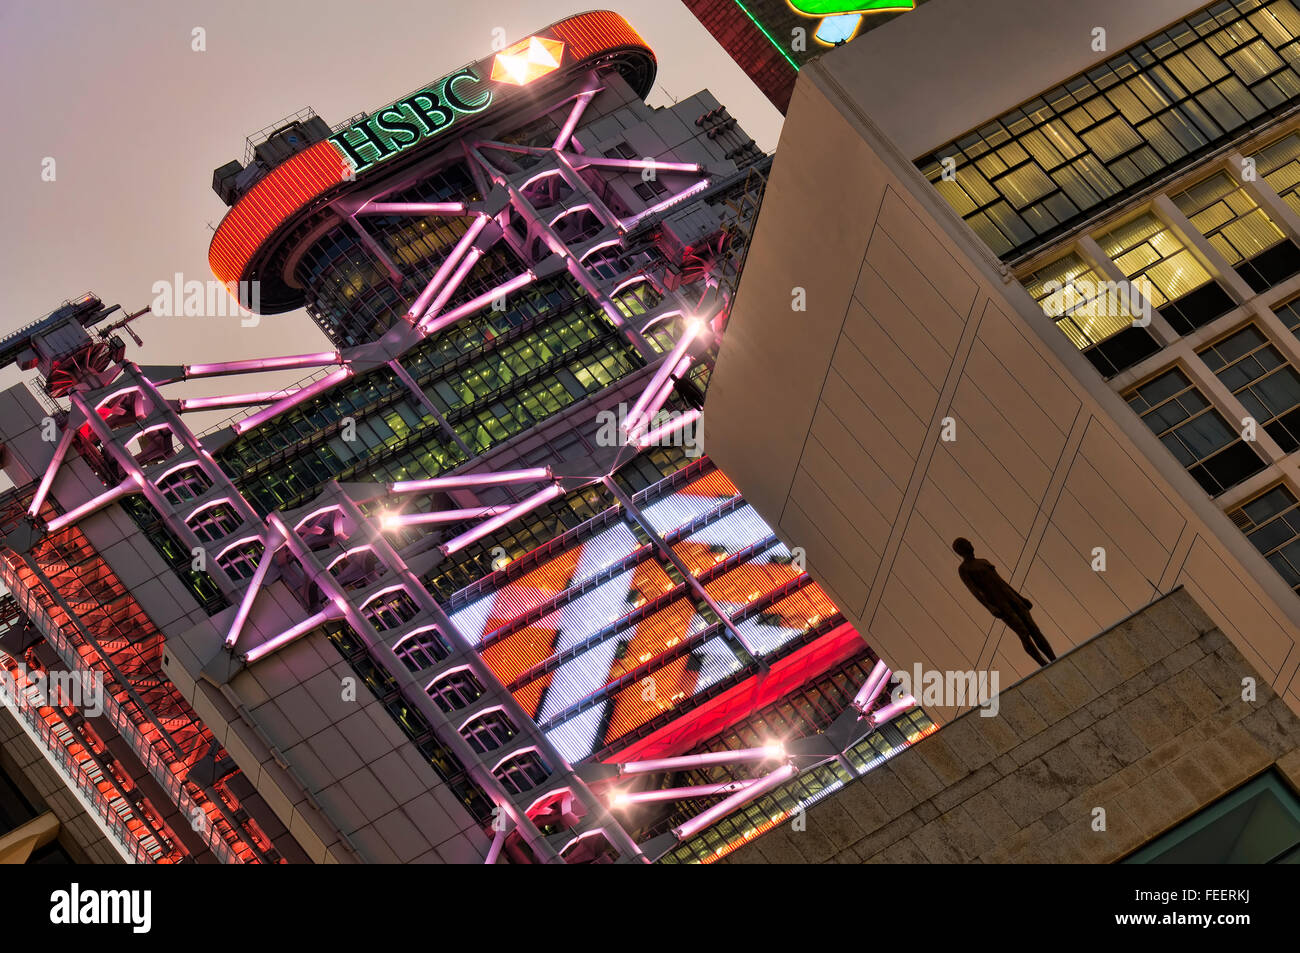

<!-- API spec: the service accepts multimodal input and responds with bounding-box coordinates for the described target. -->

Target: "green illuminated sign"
[329,66,494,174]
[789,1,915,14]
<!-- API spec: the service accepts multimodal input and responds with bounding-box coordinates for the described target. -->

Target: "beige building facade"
[706,0,1300,723]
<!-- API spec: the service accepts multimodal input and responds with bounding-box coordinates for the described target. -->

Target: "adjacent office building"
[702,0,1300,860]
[0,12,935,864]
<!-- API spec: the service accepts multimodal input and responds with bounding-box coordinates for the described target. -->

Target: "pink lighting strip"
[623,323,699,438]
[389,467,551,494]
[224,528,282,650]
[183,351,342,379]
[671,764,798,841]
[852,660,891,715]
[419,271,537,337]
[406,215,489,323]
[383,506,513,529]
[27,419,79,519]
[484,824,509,864]
[412,247,485,328]
[566,154,705,175]
[619,179,711,230]
[553,83,602,150]
[44,476,140,533]
[177,391,287,412]
[619,744,785,776]
[634,409,701,449]
[610,779,758,807]
[869,694,917,726]
[439,484,564,556]
[355,202,467,216]
[231,367,355,435]
[629,356,693,440]
[242,603,343,664]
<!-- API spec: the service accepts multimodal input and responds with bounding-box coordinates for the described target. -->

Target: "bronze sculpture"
[952,537,1056,666]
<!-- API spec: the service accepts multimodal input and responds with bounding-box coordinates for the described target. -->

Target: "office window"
[493,750,550,795]
[158,464,213,505]
[1126,366,1266,494]
[1273,293,1300,337]
[216,539,264,582]
[1252,129,1300,215]
[1021,251,1161,376]
[461,710,519,755]
[920,0,1300,259]
[1173,170,1300,291]
[1199,324,1300,450]
[1229,483,1300,591]
[428,669,485,713]
[1123,770,1300,863]
[1098,213,1236,332]
[185,502,241,543]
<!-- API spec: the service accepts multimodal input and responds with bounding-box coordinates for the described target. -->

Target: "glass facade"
[218,275,644,514]
[921,0,1300,260]
[1125,366,1267,494]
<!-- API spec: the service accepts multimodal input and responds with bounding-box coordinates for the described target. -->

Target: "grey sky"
[0,0,781,429]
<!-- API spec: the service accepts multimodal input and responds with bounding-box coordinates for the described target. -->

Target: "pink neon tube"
[672,764,798,841]
[44,477,139,533]
[610,779,758,807]
[406,216,489,322]
[553,87,600,150]
[27,421,78,518]
[623,324,699,438]
[574,155,704,174]
[869,694,916,726]
[619,744,784,776]
[389,467,551,494]
[484,825,508,864]
[413,246,484,326]
[184,351,341,378]
[357,202,466,216]
[440,484,564,556]
[621,179,711,229]
[232,367,354,435]
[383,506,513,529]
[178,391,286,412]
[243,604,340,664]
[629,356,693,439]
[853,660,891,712]
[224,532,281,650]
[635,409,701,449]
[420,272,536,337]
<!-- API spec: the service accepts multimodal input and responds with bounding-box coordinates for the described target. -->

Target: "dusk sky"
[0,0,782,428]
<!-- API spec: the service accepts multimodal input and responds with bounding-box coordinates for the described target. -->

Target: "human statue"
[952,537,1056,666]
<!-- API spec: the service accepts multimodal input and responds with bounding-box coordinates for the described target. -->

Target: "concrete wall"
[704,53,1300,721]
[725,588,1300,863]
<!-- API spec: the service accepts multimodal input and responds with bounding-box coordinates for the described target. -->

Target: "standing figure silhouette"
[952,537,1056,666]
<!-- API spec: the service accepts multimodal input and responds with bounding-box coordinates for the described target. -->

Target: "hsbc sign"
[328,66,494,175]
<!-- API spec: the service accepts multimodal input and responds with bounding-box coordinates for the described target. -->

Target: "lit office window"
[1098,212,1236,332]
[1125,366,1266,494]
[1252,129,1300,215]
[1172,170,1300,290]
[920,0,1300,259]
[1199,323,1300,450]
[1020,251,1160,376]
[1229,483,1300,591]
